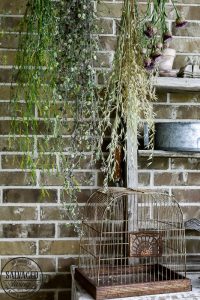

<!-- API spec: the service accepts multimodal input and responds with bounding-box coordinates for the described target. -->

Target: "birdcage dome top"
[82,187,183,224]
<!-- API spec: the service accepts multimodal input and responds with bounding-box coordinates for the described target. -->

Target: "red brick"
[0,0,27,14]
[42,274,71,289]
[1,154,56,169]
[96,19,113,34]
[40,172,95,186]
[170,92,200,103]
[40,206,69,221]
[171,158,200,170]
[58,257,79,272]
[138,157,169,170]
[99,36,117,51]
[97,3,122,18]
[58,291,71,300]
[171,37,200,53]
[0,102,25,117]
[181,206,200,220]
[2,224,55,238]
[0,241,36,255]
[172,189,200,202]
[172,22,200,37]
[0,293,55,300]
[154,172,185,186]
[0,171,35,186]
[0,50,17,66]
[1,258,56,272]
[0,137,34,152]
[61,189,95,204]
[155,172,200,186]
[0,69,13,83]
[138,172,150,186]
[156,91,168,103]
[168,5,200,20]
[186,239,200,253]
[3,189,57,203]
[0,33,19,49]
[59,224,79,238]
[0,206,37,220]
[0,16,22,32]
[39,240,79,255]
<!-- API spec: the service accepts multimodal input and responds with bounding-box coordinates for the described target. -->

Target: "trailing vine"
[11,0,99,220]
[11,0,59,180]
[57,0,99,219]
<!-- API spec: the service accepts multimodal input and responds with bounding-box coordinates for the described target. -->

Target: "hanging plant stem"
[11,0,100,222]
[96,0,156,186]
[57,0,100,220]
[11,0,59,180]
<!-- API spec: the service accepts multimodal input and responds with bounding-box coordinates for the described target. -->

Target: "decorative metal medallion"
[129,231,162,257]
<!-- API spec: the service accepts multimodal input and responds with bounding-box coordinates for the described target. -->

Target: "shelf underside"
[139,150,200,158]
[153,77,200,91]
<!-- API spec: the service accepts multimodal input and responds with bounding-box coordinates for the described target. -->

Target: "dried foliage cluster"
[97,0,156,186]
[11,0,99,219]
[11,0,182,220]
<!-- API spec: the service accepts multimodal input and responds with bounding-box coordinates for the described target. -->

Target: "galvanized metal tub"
[154,122,200,152]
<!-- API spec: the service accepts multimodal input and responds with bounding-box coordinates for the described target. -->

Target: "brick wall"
[0,0,200,299]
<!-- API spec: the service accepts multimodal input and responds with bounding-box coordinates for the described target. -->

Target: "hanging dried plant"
[11,0,58,181]
[96,0,156,186]
[141,0,187,69]
[10,0,99,221]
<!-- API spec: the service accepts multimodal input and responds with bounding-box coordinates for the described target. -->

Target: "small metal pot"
[154,122,200,152]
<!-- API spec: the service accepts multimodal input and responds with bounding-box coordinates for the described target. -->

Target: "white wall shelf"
[139,149,200,158]
[153,77,200,91]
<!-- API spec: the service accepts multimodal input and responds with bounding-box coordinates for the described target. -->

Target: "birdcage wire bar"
[75,188,191,299]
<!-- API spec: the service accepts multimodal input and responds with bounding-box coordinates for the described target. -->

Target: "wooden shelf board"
[153,77,200,91]
[139,150,200,158]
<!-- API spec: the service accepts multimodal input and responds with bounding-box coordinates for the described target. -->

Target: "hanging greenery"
[57,0,99,219]
[11,0,99,219]
[96,0,187,184]
[96,0,156,186]
[11,0,184,220]
[11,0,59,180]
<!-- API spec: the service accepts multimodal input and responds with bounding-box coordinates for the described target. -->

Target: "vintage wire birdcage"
[75,188,191,299]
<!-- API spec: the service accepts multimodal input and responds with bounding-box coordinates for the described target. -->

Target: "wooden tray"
[75,264,191,300]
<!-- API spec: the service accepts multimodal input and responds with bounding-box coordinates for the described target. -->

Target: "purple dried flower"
[175,17,187,28]
[163,31,173,42]
[144,29,153,38]
[144,57,155,70]
[142,48,147,55]
[144,23,157,38]
[151,49,162,61]
[144,57,151,67]
[156,42,163,49]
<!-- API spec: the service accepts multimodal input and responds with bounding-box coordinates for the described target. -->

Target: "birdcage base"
[75,264,191,300]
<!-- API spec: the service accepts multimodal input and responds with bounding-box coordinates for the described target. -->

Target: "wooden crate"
[75,264,191,300]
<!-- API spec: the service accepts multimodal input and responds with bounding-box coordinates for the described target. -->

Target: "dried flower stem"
[97,0,156,186]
